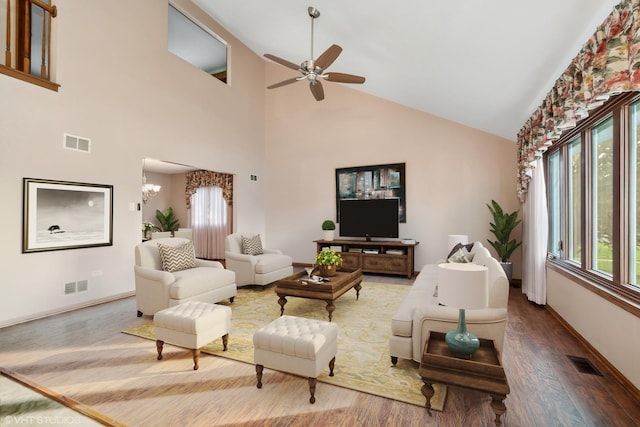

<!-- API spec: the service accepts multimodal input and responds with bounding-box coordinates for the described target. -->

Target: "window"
[190,186,229,259]
[0,0,59,90]
[548,150,561,258]
[631,103,640,285]
[568,136,582,263]
[591,118,614,275]
[545,92,640,303]
[168,3,228,83]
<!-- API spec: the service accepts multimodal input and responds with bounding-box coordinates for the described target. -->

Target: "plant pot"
[500,262,513,286]
[322,230,335,241]
[318,264,337,277]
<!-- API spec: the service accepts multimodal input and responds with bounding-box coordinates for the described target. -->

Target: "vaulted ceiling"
[194,0,619,141]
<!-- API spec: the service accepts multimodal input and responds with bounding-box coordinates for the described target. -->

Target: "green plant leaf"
[487,200,521,262]
[155,207,180,232]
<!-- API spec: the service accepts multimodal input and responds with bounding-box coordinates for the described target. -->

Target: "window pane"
[568,137,582,263]
[548,150,561,256]
[29,4,48,78]
[168,4,228,83]
[631,102,640,286]
[591,118,614,275]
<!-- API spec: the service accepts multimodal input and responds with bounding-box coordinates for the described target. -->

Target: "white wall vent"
[63,133,91,153]
[64,282,76,294]
[77,280,88,292]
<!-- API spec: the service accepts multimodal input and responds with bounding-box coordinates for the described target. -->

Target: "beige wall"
[0,0,267,325]
[264,62,520,268]
[547,269,640,389]
[141,171,189,233]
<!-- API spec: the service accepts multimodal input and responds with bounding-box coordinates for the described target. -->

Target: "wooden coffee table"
[274,268,363,321]
[419,331,510,426]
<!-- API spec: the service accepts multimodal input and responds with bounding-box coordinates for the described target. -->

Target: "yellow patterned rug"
[122,282,446,410]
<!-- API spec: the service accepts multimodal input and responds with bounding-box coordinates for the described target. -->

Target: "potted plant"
[142,220,159,239]
[156,207,180,235]
[486,200,521,285]
[314,249,343,277]
[322,219,336,241]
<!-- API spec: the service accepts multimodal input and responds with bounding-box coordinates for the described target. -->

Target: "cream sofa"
[134,237,237,317]
[389,242,509,364]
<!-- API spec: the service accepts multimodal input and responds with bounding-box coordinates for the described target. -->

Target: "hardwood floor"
[1,275,639,426]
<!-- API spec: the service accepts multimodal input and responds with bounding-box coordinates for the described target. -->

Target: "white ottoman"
[253,315,339,403]
[154,301,231,370]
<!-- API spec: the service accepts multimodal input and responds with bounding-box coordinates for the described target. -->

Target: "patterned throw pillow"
[157,241,196,272]
[446,242,474,260]
[241,234,263,255]
[447,248,471,263]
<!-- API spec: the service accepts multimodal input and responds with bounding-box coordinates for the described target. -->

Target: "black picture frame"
[335,163,406,222]
[22,178,114,253]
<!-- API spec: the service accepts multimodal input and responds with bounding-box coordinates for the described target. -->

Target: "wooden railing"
[1,0,59,91]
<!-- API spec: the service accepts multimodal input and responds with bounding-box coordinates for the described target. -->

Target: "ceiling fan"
[264,6,366,101]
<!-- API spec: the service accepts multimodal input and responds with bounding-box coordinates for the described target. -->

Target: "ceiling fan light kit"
[264,6,366,101]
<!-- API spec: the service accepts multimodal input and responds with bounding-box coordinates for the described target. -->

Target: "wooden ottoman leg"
[329,356,335,377]
[256,364,263,389]
[192,348,200,370]
[308,377,317,404]
[156,340,164,360]
[222,333,229,351]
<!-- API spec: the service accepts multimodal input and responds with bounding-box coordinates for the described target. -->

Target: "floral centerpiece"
[314,249,343,277]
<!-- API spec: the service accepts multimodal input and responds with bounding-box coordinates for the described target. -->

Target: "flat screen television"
[338,198,399,240]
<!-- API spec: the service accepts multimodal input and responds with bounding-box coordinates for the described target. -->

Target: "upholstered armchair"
[224,233,293,287]
[134,237,237,317]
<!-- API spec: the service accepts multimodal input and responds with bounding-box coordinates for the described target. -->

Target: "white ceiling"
[194,0,619,141]
[143,158,199,174]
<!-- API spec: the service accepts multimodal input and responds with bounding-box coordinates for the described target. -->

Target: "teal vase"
[445,308,480,357]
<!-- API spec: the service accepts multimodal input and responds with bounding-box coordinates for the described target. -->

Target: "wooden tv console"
[314,239,419,278]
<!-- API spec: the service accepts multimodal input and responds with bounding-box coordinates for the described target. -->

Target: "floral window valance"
[517,0,640,201]
[185,170,233,208]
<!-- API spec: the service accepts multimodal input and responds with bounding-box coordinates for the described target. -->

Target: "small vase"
[318,264,337,277]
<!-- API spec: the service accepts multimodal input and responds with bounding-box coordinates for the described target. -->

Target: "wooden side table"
[419,331,510,426]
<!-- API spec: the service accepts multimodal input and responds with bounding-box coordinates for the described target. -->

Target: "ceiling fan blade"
[264,53,300,71]
[267,77,301,89]
[315,44,342,70]
[325,72,366,84]
[310,81,324,101]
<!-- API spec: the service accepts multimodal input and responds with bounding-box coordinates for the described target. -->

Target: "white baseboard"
[0,291,135,328]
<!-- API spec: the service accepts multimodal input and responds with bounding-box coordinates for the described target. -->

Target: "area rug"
[0,368,122,426]
[122,281,446,410]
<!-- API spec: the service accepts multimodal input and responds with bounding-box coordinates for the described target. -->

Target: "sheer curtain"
[190,186,228,260]
[522,158,547,304]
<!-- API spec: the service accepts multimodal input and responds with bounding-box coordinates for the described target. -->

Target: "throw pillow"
[241,234,264,255]
[447,248,470,263]
[446,242,474,260]
[157,241,196,272]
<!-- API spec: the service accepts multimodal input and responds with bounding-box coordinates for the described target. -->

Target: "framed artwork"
[335,163,406,222]
[22,178,113,253]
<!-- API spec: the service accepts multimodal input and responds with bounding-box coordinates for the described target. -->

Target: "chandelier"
[142,159,161,204]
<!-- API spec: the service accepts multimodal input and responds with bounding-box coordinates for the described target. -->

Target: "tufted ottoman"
[154,301,231,370]
[253,315,339,403]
